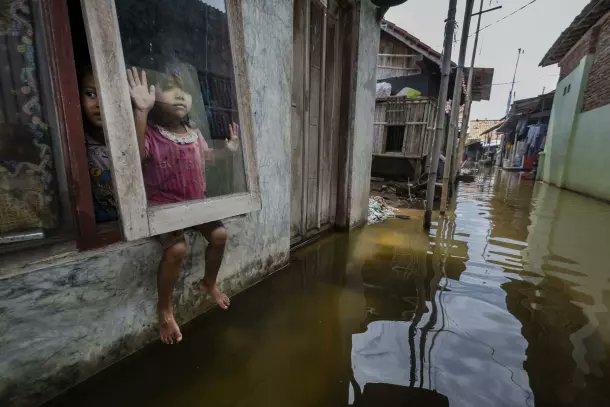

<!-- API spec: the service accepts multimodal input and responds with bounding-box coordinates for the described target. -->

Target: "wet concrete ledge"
[0,237,289,407]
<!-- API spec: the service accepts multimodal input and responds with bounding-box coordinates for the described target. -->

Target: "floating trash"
[367,196,396,225]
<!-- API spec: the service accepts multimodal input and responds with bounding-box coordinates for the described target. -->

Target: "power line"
[442,0,539,47]
[470,0,538,37]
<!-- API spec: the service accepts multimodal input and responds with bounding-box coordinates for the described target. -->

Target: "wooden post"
[439,0,475,214]
[423,0,458,229]
[453,0,484,182]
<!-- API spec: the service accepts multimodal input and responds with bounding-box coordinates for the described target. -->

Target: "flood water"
[47,170,610,407]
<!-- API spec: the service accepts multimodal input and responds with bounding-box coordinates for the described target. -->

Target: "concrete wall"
[347,0,380,228]
[541,52,610,202]
[0,1,293,405]
[563,104,610,201]
[541,56,591,189]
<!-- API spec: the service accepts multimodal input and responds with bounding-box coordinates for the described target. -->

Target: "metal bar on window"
[0,229,45,245]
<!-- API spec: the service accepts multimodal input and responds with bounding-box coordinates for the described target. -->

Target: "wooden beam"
[80,0,150,241]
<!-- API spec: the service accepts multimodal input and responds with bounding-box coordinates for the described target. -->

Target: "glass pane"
[0,1,60,240]
[116,0,248,207]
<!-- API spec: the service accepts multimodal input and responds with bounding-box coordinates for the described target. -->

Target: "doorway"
[291,0,344,246]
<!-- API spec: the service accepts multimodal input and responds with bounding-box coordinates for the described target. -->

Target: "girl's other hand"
[226,122,240,152]
[127,67,155,113]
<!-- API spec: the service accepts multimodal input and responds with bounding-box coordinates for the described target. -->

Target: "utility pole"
[439,0,476,214]
[452,0,500,182]
[506,48,524,116]
[423,0,458,230]
[507,48,524,167]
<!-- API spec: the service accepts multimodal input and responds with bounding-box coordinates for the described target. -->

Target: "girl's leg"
[196,221,230,309]
[157,237,187,344]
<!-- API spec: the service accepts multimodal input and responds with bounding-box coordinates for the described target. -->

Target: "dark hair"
[143,56,201,129]
[77,65,94,89]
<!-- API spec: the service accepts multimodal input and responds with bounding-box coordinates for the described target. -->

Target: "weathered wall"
[563,104,610,201]
[541,56,591,188]
[0,1,293,405]
[347,0,379,228]
[542,48,610,202]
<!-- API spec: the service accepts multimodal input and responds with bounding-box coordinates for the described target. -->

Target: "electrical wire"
[470,0,538,37]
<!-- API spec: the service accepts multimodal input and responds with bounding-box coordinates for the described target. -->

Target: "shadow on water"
[46,169,610,407]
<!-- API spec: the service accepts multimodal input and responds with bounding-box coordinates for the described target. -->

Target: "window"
[81,0,260,240]
[0,0,72,249]
[385,126,405,153]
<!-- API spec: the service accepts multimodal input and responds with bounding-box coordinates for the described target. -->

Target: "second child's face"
[154,78,193,121]
[81,73,103,128]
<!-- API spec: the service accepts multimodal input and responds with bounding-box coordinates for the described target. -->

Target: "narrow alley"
[45,171,610,407]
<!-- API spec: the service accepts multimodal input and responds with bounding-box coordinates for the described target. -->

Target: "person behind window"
[79,66,118,223]
[127,64,239,345]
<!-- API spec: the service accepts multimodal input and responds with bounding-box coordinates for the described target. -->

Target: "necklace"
[154,124,198,144]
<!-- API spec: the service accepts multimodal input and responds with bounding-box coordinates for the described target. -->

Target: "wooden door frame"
[291,0,349,246]
[335,1,359,230]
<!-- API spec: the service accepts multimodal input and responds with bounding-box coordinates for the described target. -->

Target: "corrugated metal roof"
[540,0,610,67]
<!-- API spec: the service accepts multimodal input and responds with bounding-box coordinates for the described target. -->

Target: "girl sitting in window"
[127,64,238,345]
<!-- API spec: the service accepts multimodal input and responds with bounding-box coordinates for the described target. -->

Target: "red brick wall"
[583,15,610,112]
[559,36,591,79]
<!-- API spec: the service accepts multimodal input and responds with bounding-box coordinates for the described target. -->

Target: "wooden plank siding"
[372,96,437,159]
[291,0,343,246]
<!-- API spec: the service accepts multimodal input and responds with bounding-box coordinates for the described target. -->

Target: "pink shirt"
[142,125,211,205]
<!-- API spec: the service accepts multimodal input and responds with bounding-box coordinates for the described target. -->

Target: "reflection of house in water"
[344,216,466,405]
[504,183,610,405]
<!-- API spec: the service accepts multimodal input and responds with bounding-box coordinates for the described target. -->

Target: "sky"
[385,0,590,120]
[201,0,226,11]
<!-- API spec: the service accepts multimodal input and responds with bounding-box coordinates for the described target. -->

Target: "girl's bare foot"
[158,308,183,344]
[197,279,231,309]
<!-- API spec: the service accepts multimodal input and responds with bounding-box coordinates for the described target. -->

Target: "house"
[538,0,610,200]
[372,20,493,181]
[491,92,554,170]
[0,0,405,405]
[468,119,503,143]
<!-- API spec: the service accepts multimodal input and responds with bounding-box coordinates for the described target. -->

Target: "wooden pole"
[423,0,458,229]
[453,0,484,182]
[507,49,523,167]
[439,0,475,214]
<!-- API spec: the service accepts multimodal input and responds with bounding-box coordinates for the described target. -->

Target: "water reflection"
[46,170,610,406]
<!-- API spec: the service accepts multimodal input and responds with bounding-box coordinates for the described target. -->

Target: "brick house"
[539,0,610,200]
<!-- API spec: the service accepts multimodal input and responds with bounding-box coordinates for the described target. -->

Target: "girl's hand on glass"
[225,122,240,152]
[127,67,155,113]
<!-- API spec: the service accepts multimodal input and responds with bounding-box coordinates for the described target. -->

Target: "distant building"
[539,0,610,200]
[494,92,554,170]
[468,119,503,142]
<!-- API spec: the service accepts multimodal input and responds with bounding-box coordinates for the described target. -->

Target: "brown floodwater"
[46,170,610,406]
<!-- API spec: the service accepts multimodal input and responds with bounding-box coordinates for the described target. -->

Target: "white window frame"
[80,0,260,241]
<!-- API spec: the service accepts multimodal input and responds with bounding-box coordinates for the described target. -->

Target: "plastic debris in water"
[367,196,396,225]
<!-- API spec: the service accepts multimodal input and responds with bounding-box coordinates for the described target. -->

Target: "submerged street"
[47,170,610,407]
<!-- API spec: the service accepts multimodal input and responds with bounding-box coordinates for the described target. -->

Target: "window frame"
[80,0,261,241]
[0,0,122,253]
[43,0,122,250]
